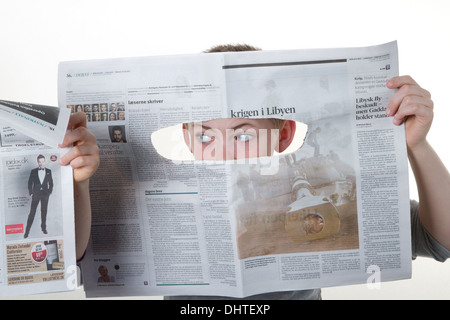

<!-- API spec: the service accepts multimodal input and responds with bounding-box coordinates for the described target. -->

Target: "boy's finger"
[67,111,87,130]
[395,95,434,114]
[386,75,418,89]
[69,155,99,170]
[59,143,99,166]
[60,126,96,148]
[386,84,431,116]
[392,101,433,125]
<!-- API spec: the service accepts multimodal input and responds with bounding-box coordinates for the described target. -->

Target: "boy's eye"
[234,134,253,142]
[198,134,214,143]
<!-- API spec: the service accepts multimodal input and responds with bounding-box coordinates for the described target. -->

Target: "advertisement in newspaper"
[0,102,75,298]
[58,41,411,298]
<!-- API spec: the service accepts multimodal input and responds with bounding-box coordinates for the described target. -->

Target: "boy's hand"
[58,112,99,182]
[386,76,434,150]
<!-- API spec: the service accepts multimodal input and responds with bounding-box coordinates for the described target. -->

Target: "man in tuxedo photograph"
[24,154,53,238]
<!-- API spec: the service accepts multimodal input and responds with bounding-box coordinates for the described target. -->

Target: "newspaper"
[58,41,411,298]
[0,101,75,298]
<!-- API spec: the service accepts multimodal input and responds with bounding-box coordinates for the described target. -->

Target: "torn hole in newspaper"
[151,119,308,162]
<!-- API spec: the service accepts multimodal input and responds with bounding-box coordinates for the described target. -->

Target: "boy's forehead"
[191,118,276,130]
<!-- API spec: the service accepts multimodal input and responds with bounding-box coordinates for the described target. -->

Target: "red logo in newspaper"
[31,243,47,263]
[5,224,23,234]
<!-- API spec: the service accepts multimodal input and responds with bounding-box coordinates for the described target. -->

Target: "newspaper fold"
[0,100,70,148]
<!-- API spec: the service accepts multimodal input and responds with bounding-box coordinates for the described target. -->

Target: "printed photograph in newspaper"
[2,153,63,240]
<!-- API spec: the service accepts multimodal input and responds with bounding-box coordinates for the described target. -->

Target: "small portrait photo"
[100,103,108,113]
[92,113,101,122]
[117,102,125,111]
[97,265,115,283]
[109,125,127,143]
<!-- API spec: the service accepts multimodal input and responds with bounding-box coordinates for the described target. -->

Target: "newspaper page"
[58,41,411,298]
[0,101,75,298]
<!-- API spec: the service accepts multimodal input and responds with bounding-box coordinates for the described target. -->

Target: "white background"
[1,0,448,300]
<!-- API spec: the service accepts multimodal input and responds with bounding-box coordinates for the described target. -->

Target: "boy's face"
[183,118,295,161]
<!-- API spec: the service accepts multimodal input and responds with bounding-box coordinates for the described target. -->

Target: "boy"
[73,45,450,299]
[169,45,450,299]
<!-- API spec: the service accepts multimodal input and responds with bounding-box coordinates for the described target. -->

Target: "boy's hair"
[185,44,283,129]
[204,44,261,53]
